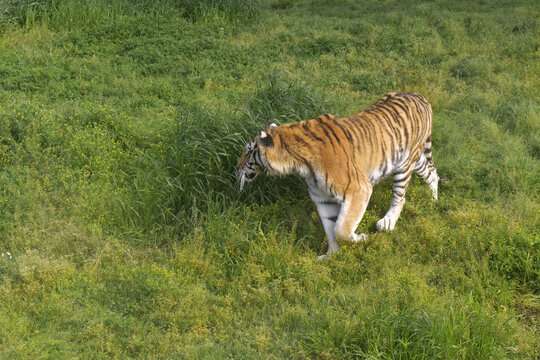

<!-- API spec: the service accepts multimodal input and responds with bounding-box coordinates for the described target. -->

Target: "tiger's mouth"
[238,170,257,191]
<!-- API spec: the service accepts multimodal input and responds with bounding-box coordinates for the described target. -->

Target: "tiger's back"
[265,92,433,194]
[237,92,439,259]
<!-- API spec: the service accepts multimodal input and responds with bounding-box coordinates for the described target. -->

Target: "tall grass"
[0,0,259,30]
[115,73,329,234]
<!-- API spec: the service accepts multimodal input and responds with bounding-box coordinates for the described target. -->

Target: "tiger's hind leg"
[414,136,440,200]
[376,166,414,232]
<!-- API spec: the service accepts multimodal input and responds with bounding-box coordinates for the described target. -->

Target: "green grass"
[0,0,539,358]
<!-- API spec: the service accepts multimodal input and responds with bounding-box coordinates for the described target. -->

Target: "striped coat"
[237,92,440,259]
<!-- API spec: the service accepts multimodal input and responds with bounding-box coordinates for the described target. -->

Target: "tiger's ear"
[258,130,274,147]
[267,122,278,128]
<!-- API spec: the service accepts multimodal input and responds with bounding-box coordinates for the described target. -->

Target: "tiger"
[237,92,440,259]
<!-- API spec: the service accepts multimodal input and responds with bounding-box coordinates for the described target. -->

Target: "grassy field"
[0,0,538,358]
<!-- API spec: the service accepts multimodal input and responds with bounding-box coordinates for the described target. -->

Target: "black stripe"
[380,161,388,177]
[409,98,428,138]
[282,141,293,155]
[343,117,364,138]
[347,116,375,154]
[377,108,398,156]
[390,100,409,117]
[384,103,405,131]
[416,161,428,174]
[284,144,318,186]
[319,120,342,147]
[325,216,338,222]
[373,110,397,157]
[394,177,409,185]
[321,119,355,195]
[386,103,408,149]
[347,115,371,150]
[302,123,325,142]
[335,119,361,178]
[293,134,309,147]
[344,171,351,198]
[409,96,425,118]
[361,117,376,152]
[306,162,317,187]
[414,96,431,116]
[316,120,336,151]
[332,119,352,142]
[393,97,415,118]
[317,200,338,205]
[388,100,410,146]
[405,97,422,134]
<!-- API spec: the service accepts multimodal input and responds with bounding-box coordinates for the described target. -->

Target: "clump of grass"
[0,0,119,29]
[243,71,330,125]
[180,0,259,24]
[114,108,248,233]
[117,73,329,234]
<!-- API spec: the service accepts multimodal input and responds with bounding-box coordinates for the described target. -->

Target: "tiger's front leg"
[334,182,373,245]
[307,182,342,260]
[315,200,341,260]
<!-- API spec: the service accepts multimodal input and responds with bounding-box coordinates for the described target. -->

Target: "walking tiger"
[237,92,440,259]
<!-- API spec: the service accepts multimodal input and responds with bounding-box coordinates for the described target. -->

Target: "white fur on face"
[238,140,262,190]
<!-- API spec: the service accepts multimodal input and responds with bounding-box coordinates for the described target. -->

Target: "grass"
[0,0,539,358]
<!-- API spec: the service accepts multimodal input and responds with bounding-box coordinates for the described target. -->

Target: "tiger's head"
[236,123,277,191]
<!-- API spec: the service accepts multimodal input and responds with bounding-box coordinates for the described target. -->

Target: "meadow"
[0,0,538,358]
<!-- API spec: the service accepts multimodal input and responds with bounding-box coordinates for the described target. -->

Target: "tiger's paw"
[376,216,396,232]
[317,254,331,261]
[429,181,438,201]
[352,233,368,242]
